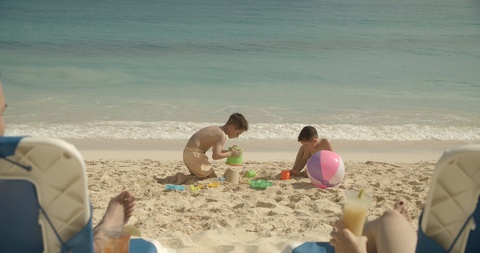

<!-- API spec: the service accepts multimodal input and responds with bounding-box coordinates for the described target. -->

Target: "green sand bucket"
[226,146,243,166]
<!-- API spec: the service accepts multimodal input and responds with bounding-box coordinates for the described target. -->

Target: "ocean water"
[1,0,479,141]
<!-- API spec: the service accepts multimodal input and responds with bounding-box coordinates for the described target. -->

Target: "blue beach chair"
[416,145,480,253]
[0,136,173,253]
[282,145,480,253]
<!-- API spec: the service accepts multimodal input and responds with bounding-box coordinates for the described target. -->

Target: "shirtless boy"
[290,125,334,177]
[174,112,249,184]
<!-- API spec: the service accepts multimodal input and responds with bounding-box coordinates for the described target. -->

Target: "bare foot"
[96,191,136,229]
[394,201,411,222]
[93,191,135,253]
[175,172,188,184]
[173,172,201,185]
[162,174,179,184]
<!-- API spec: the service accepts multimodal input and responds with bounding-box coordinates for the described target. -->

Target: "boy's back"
[185,125,226,153]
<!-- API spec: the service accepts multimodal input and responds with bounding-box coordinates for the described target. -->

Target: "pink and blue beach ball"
[306,150,345,188]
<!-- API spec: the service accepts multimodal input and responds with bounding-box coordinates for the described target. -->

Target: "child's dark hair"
[226,113,249,131]
[298,126,318,141]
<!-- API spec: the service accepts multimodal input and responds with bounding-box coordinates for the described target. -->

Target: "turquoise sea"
[1,0,479,141]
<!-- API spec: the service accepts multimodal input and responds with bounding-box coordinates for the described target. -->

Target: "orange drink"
[103,227,131,253]
[342,190,373,236]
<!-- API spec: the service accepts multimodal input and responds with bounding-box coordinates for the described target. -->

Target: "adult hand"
[330,219,368,253]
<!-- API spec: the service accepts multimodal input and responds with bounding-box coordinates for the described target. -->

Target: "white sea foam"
[6,121,480,141]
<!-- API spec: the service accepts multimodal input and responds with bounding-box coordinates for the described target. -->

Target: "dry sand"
[75,139,472,252]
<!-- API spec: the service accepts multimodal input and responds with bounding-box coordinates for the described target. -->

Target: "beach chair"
[416,144,480,253]
[281,144,480,253]
[0,136,174,253]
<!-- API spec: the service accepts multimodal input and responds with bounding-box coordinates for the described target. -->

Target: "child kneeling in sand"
[290,125,334,177]
[173,112,249,185]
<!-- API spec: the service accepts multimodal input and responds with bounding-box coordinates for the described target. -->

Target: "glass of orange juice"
[341,190,373,236]
[103,226,131,253]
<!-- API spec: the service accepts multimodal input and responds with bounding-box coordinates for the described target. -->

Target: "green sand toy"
[249,180,273,189]
[226,146,243,166]
[245,170,256,178]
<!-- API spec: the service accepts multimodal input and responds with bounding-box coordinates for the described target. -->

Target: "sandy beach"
[4,0,479,251]
[77,139,470,252]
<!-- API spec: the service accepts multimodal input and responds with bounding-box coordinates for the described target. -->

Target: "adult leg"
[93,191,136,253]
[363,203,416,253]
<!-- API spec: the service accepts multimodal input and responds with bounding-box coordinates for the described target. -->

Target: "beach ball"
[306,150,345,189]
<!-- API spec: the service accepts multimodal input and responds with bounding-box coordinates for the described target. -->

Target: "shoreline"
[69,139,471,162]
